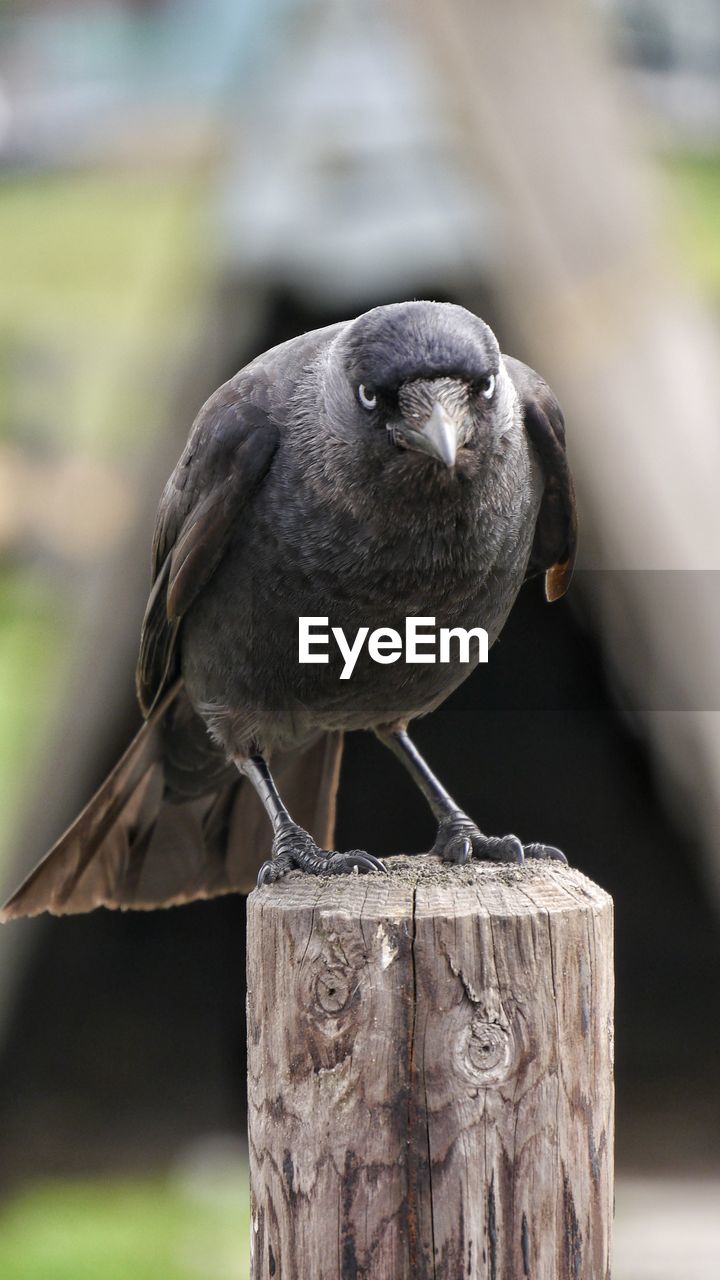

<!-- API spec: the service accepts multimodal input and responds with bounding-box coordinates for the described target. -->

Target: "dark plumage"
[2,301,576,919]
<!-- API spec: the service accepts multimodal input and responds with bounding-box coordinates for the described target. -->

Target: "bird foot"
[257,824,387,886]
[431,816,567,867]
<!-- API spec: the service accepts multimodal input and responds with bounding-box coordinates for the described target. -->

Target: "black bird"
[2,302,576,919]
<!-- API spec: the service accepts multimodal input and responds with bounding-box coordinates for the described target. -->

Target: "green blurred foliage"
[0,571,70,863]
[0,1176,251,1280]
[0,168,211,873]
[664,152,720,301]
[0,170,208,457]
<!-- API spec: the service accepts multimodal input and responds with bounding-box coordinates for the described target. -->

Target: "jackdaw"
[2,301,576,918]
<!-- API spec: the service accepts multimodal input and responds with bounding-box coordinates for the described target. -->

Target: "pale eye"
[481,373,496,401]
[358,383,377,411]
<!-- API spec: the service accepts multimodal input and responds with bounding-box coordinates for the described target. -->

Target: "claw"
[525,843,568,864]
[352,853,387,874]
[257,825,387,884]
[432,817,568,868]
[458,835,473,865]
[256,859,278,886]
[326,851,387,876]
[445,834,472,865]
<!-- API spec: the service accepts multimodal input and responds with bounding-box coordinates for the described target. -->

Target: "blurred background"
[0,0,719,1275]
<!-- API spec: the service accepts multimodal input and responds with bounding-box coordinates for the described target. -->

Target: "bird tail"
[0,685,343,921]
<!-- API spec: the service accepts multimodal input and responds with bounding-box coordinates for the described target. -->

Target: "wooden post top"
[249,852,612,922]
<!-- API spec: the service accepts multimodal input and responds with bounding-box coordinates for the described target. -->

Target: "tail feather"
[1,685,344,920]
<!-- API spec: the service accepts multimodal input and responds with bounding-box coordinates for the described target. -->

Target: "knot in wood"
[457,1011,515,1087]
[312,967,351,1016]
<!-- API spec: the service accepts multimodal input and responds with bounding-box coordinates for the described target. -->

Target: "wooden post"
[247,855,613,1279]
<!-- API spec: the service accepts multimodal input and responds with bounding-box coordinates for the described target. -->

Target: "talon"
[432,817,569,867]
[325,851,386,876]
[257,859,279,886]
[525,843,568,863]
[446,834,472,865]
[352,853,387,874]
[260,825,385,881]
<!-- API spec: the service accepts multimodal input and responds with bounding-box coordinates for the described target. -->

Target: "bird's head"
[327,301,515,471]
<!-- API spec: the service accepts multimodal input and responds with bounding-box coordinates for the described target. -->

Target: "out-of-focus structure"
[0,1,719,1275]
[409,0,720,900]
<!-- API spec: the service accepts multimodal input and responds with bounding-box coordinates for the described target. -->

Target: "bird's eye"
[481,374,496,401]
[358,384,377,411]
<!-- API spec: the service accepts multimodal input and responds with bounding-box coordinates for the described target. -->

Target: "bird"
[1,301,576,919]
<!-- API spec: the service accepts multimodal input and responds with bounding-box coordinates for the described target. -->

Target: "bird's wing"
[136,383,279,715]
[504,355,577,602]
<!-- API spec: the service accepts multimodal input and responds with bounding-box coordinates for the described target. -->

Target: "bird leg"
[375,727,566,866]
[238,753,386,886]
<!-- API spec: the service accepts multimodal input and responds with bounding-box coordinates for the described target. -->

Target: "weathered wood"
[247,855,613,1279]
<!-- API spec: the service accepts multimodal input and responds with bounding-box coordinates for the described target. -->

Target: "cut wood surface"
[247,855,613,1279]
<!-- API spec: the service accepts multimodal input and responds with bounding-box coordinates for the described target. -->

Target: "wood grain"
[247,855,613,1278]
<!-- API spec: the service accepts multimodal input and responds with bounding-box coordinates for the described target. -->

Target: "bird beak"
[399,402,459,468]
